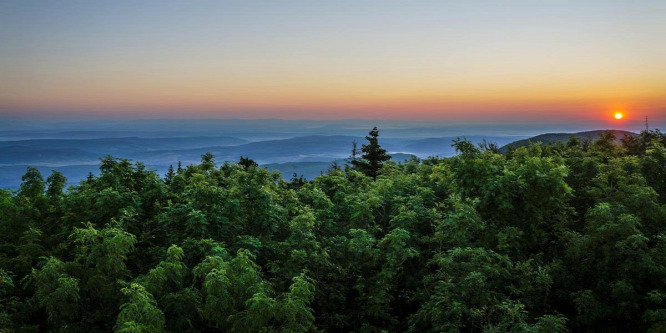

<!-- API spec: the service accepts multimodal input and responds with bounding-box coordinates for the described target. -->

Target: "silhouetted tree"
[351,127,391,179]
[239,156,258,169]
[478,139,500,153]
[328,160,341,173]
[287,172,307,190]
[349,140,359,163]
[164,165,175,184]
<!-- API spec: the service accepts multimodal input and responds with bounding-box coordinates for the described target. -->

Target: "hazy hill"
[0,146,99,165]
[500,130,637,152]
[133,135,363,165]
[0,136,248,166]
[0,136,246,154]
[399,135,528,156]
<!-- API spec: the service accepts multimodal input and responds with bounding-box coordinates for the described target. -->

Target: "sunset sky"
[1,1,665,126]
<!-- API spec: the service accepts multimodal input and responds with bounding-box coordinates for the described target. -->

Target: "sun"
[614,112,623,120]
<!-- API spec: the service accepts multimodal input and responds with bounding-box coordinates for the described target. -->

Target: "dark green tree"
[239,156,258,169]
[200,152,216,172]
[19,167,45,199]
[164,164,175,184]
[45,171,67,200]
[351,127,391,179]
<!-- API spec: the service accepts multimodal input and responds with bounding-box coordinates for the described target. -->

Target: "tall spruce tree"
[164,165,175,184]
[351,126,391,179]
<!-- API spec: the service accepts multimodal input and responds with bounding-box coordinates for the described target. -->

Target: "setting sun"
[614,112,623,120]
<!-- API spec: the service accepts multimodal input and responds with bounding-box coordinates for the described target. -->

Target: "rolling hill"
[500,130,637,152]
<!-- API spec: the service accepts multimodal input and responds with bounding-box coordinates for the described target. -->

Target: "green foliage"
[115,283,165,333]
[72,222,137,277]
[275,273,315,332]
[30,257,80,327]
[19,167,45,199]
[0,269,14,332]
[1,129,665,331]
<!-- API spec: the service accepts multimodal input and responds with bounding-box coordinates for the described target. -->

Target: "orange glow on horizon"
[2,1,665,123]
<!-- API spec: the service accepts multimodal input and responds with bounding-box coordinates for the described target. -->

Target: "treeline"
[1,129,666,332]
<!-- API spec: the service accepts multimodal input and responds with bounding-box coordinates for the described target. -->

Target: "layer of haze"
[1,0,665,124]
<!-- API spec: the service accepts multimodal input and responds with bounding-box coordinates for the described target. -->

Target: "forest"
[1,128,666,332]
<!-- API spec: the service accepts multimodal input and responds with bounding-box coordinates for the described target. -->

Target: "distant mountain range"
[0,136,248,165]
[0,129,642,189]
[499,130,637,152]
[0,134,524,166]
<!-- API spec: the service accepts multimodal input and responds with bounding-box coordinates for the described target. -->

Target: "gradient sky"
[1,0,665,125]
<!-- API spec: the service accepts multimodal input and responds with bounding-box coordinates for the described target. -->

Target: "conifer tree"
[164,165,175,184]
[351,127,391,179]
[349,140,359,163]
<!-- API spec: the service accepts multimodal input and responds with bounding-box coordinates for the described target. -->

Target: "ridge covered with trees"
[1,128,666,332]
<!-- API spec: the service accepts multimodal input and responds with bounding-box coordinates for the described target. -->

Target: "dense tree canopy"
[1,129,666,332]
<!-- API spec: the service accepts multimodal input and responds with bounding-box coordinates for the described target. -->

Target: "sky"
[1,0,665,128]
